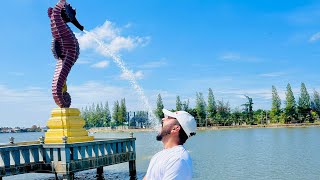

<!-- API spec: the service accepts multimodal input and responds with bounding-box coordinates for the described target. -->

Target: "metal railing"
[0,135,136,179]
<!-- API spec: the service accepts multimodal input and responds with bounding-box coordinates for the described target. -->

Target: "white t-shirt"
[145,145,193,180]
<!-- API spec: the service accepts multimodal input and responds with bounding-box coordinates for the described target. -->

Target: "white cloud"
[108,36,140,52]
[76,59,91,64]
[76,20,150,55]
[219,52,261,62]
[309,32,320,42]
[0,81,158,127]
[0,85,49,104]
[91,60,110,68]
[220,53,241,61]
[120,70,144,80]
[139,59,167,69]
[0,84,54,127]
[259,72,286,77]
[124,23,132,28]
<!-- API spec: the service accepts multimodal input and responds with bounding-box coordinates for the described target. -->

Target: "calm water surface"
[2,127,320,180]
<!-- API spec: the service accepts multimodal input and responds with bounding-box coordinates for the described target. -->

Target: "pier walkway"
[0,135,136,180]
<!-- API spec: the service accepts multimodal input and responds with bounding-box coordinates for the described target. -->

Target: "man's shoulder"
[175,145,191,158]
[166,146,192,163]
[152,145,191,159]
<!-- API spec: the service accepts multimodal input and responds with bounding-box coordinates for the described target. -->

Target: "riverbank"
[88,122,320,133]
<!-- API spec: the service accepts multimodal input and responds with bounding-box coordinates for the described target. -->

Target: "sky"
[1,0,320,127]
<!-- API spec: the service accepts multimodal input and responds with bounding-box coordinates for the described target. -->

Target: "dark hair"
[178,126,189,145]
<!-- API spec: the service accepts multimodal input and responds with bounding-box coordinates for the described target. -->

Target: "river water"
[2,127,320,180]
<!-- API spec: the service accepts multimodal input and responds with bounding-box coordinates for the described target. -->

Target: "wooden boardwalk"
[0,136,136,180]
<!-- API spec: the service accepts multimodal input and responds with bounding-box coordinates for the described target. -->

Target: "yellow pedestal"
[45,108,94,144]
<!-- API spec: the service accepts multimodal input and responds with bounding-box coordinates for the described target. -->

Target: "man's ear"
[172,125,180,132]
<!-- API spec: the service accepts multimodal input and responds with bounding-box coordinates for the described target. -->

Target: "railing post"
[39,136,45,144]
[129,133,136,180]
[21,149,30,164]
[62,136,68,144]
[62,172,74,180]
[86,145,93,158]
[0,151,10,168]
[61,146,70,163]
[129,160,136,180]
[9,137,14,145]
[93,144,99,158]
[79,146,86,159]
[0,137,136,179]
[99,144,105,156]
[97,166,104,180]
[72,147,79,161]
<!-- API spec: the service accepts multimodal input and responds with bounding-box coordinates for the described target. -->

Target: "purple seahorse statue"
[48,0,83,108]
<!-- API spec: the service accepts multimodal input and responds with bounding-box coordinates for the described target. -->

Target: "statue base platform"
[45,108,94,144]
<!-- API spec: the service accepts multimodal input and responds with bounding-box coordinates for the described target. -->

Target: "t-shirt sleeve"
[163,158,192,180]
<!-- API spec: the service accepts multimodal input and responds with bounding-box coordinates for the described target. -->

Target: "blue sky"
[1,0,320,127]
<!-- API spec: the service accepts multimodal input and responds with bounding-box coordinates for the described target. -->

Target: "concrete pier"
[0,136,136,180]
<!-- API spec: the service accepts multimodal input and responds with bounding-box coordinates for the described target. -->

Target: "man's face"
[156,116,179,141]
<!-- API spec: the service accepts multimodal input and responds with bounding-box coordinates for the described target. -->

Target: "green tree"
[118,98,127,127]
[298,83,311,122]
[155,94,164,120]
[195,92,206,126]
[216,100,231,125]
[81,102,112,128]
[242,95,254,124]
[182,99,190,112]
[85,103,96,128]
[131,111,148,128]
[81,106,90,128]
[284,83,296,123]
[112,101,120,125]
[94,103,101,127]
[253,109,266,125]
[312,89,320,117]
[207,88,217,124]
[270,85,281,123]
[231,107,243,126]
[103,101,112,127]
[176,96,182,111]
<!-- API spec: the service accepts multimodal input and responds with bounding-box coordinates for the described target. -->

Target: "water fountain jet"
[83,30,161,130]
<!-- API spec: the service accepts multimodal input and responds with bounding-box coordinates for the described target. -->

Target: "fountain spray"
[83,30,160,129]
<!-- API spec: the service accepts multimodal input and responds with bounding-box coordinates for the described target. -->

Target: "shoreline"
[88,122,320,133]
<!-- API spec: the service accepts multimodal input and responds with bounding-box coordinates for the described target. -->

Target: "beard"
[156,126,172,141]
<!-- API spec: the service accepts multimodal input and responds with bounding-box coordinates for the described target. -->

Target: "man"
[143,109,197,180]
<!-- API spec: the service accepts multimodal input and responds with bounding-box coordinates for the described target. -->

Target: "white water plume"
[83,30,160,129]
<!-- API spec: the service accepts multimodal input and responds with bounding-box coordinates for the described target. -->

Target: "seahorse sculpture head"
[61,2,84,31]
[48,0,83,108]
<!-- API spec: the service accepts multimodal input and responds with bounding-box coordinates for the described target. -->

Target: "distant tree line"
[81,99,129,128]
[81,102,112,128]
[81,83,319,128]
[81,98,150,128]
[155,83,320,127]
[270,83,320,124]
[154,88,258,126]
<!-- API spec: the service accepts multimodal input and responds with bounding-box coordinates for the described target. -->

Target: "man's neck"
[162,137,179,149]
